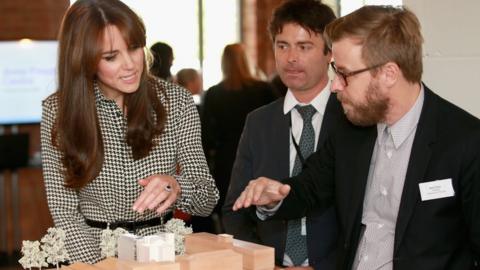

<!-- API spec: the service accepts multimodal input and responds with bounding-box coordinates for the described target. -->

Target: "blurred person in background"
[175,68,203,112]
[150,41,174,81]
[200,43,276,233]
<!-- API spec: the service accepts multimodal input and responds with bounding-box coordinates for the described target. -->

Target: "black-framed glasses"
[330,61,385,86]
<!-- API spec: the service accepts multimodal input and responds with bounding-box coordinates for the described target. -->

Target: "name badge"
[419,178,455,201]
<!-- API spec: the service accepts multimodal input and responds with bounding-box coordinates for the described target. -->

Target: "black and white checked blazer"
[41,78,219,263]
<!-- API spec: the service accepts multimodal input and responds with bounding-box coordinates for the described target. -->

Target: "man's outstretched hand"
[233,177,291,211]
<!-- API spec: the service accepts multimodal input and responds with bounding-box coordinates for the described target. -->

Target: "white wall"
[404,0,480,118]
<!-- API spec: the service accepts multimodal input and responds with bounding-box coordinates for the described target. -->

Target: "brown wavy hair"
[54,0,165,189]
[324,5,423,83]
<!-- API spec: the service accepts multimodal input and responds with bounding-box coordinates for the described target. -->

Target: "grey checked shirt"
[354,87,425,270]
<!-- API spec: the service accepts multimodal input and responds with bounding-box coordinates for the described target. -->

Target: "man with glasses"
[233,5,480,270]
[222,0,342,269]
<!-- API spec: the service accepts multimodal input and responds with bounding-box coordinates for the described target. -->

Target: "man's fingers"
[252,181,267,202]
[233,191,247,211]
[233,178,283,210]
[237,182,251,208]
[279,184,291,197]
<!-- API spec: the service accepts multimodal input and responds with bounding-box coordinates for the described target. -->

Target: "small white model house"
[117,233,175,263]
[137,234,175,263]
[117,233,139,261]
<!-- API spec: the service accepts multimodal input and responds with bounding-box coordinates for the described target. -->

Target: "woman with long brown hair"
[41,0,218,263]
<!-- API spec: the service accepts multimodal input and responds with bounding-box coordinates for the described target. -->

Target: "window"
[338,0,403,16]
[70,0,240,90]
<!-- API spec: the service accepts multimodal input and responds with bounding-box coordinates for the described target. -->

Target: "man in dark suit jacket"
[233,6,480,270]
[223,0,339,269]
[223,94,342,268]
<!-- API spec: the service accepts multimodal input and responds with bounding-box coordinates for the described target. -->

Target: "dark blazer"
[223,93,343,269]
[202,80,275,214]
[277,85,480,270]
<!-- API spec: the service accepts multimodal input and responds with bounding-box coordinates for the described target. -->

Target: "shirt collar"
[283,80,331,116]
[94,81,117,106]
[94,81,105,101]
[377,85,425,149]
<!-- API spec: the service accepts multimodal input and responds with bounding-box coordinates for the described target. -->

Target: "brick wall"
[0,0,69,40]
[242,0,283,78]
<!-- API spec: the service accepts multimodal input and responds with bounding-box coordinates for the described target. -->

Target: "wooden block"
[232,239,274,270]
[116,259,180,270]
[184,233,274,270]
[93,257,180,270]
[176,249,242,270]
[217,233,234,243]
[184,232,234,254]
[93,257,117,270]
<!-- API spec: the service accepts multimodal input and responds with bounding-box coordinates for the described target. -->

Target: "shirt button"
[363,255,369,261]
[381,187,388,196]
[377,223,384,229]
[387,150,393,158]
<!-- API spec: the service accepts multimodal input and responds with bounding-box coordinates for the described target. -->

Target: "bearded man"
[233,5,480,270]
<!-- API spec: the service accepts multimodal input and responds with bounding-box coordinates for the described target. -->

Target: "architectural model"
[117,233,175,263]
[60,233,275,270]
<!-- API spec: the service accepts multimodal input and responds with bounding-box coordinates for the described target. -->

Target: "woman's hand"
[132,174,181,214]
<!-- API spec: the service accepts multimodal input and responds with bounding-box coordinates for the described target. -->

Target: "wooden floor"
[1,168,53,270]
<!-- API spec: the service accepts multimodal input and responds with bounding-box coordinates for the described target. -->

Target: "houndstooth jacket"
[40,78,219,263]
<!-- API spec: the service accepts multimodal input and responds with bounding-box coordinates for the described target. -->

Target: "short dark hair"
[269,0,336,53]
[176,68,199,87]
[150,42,173,80]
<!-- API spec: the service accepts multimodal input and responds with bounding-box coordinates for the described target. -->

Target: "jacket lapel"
[317,94,339,148]
[394,86,438,252]
[345,125,378,243]
[271,98,291,179]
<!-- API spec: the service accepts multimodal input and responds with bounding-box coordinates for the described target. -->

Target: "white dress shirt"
[258,80,331,266]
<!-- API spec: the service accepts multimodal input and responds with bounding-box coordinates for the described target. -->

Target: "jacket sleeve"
[173,87,219,217]
[277,134,336,219]
[461,128,480,256]
[40,98,100,263]
[222,114,261,243]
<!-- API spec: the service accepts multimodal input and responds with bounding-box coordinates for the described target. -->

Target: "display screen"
[0,40,58,125]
